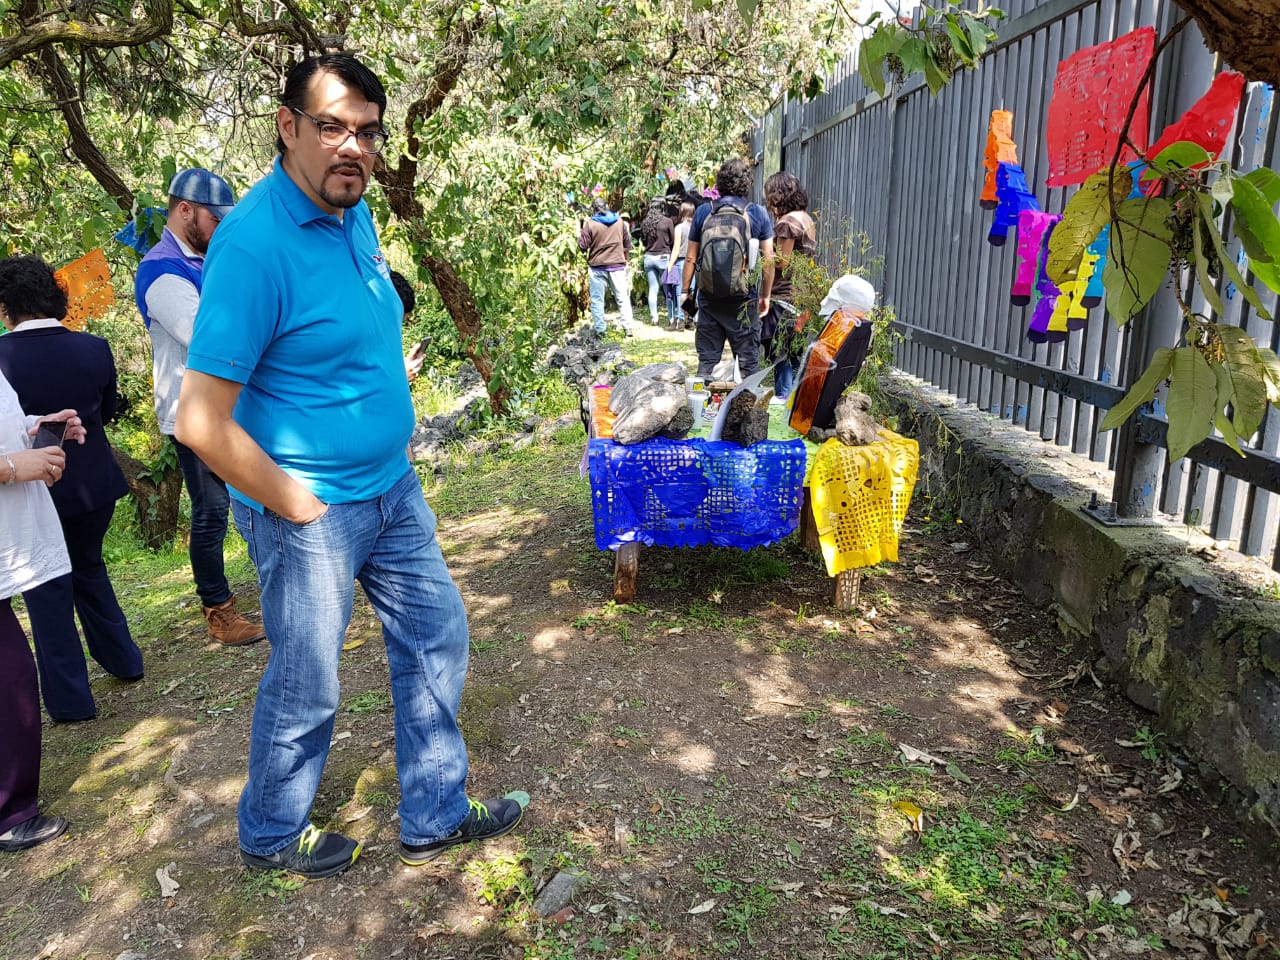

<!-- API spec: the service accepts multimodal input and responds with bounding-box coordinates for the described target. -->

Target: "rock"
[612,380,688,445]
[721,390,769,447]
[631,362,687,385]
[533,868,587,917]
[834,390,881,446]
[658,400,694,439]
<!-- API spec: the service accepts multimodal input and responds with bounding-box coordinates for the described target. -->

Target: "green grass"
[423,424,588,519]
[343,690,393,714]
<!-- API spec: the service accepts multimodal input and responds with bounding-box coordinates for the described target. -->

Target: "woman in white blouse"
[0,368,84,852]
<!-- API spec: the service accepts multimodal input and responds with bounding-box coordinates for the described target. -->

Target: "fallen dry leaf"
[899,742,947,767]
[156,862,180,898]
[1088,795,1132,825]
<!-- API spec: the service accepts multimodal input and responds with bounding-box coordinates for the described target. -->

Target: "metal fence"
[756,0,1280,569]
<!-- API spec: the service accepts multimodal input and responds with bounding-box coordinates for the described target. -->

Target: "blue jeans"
[643,253,669,323]
[588,267,634,334]
[171,437,233,608]
[231,469,470,854]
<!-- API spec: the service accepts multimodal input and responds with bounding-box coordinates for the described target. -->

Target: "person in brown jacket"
[578,198,636,336]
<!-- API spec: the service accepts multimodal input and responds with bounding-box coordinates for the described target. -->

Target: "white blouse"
[0,370,70,600]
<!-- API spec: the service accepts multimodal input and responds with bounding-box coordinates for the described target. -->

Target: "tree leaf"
[944,16,975,64]
[1212,364,1243,456]
[1165,347,1218,462]
[1256,347,1280,403]
[1102,198,1173,323]
[964,15,992,58]
[1215,324,1269,440]
[1229,176,1280,263]
[1099,347,1175,432]
[1197,193,1273,320]
[858,27,891,95]
[897,37,931,77]
[1211,174,1235,205]
[1151,141,1212,173]
[1247,255,1280,295]
[924,55,951,96]
[1047,170,1133,284]
[1192,204,1226,315]
[1242,166,1280,207]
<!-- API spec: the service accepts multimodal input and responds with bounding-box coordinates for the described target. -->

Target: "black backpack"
[696,199,752,301]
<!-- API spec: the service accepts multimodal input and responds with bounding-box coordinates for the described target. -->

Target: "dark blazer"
[0,325,129,517]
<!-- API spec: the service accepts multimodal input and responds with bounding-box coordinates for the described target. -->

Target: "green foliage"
[1083,143,1280,460]
[1046,169,1133,283]
[1102,197,1173,322]
[857,1,1005,97]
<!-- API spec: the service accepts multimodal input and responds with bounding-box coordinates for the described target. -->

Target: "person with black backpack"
[679,159,774,380]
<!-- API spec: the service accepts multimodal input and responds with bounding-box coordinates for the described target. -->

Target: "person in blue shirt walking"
[175,53,523,880]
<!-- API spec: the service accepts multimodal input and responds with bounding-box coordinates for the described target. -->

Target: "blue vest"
[134,227,204,327]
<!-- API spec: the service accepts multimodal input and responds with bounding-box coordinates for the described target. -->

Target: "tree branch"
[36,45,134,214]
[0,0,175,71]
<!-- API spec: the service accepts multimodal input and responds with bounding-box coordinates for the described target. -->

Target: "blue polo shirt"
[187,157,413,509]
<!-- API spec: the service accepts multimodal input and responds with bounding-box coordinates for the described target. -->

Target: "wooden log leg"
[832,569,862,611]
[800,488,820,552]
[613,542,641,603]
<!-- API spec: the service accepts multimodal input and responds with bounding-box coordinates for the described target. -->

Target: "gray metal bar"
[893,321,1126,407]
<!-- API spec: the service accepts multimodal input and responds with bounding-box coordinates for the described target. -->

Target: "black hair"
[389,269,415,319]
[714,158,753,199]
[589,197,608,215]
[763,171,809,216]
[639,198,668,248]
[277,53,387,155]
[0,255,68,323]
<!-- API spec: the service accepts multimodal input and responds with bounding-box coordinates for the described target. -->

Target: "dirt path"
[3,331,1278,960]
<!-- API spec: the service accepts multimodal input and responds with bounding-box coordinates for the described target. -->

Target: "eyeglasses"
[291,108,388,154]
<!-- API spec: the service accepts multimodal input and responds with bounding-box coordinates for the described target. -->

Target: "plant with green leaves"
[1048,143,1280,461]
[854,1,1006,96]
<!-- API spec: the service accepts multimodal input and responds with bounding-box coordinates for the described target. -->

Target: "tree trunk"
[420,249,511,413]
[37,47,134,214]
[1177,0,1280,87]
[113,446,182,550]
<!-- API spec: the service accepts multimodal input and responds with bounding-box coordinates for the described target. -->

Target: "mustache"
[328,162,366,177]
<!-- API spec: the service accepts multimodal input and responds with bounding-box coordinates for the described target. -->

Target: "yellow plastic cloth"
[808,429,919,576]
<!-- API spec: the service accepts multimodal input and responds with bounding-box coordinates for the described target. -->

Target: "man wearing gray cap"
[134,168,266,647]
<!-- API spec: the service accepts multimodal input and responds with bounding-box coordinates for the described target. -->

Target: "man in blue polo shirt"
[175,53,523,879]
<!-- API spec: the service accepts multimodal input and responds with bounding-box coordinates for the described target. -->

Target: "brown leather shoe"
[203,597,266,647]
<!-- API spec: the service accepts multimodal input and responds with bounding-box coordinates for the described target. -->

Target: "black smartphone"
[411,336,430,355]
[33,420,67,450]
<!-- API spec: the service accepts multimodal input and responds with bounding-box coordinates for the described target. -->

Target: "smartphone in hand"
[33,420,67,450]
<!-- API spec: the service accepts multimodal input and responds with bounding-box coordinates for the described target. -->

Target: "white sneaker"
[769,395,787,406]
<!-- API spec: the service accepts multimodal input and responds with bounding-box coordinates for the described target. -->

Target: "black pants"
[23,503,142,720]
[694,298,760,379]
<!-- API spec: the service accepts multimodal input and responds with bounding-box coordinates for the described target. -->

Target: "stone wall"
[883,375,1280,828]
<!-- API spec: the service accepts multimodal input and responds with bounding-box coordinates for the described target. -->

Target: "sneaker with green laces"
[399,796,524,866]
[240,825,361,879]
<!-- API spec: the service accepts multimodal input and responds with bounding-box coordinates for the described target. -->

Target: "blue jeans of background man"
[642,253,669,324]
[231,468,471,855]
[171,437,233,608]
[588,266,635,335]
